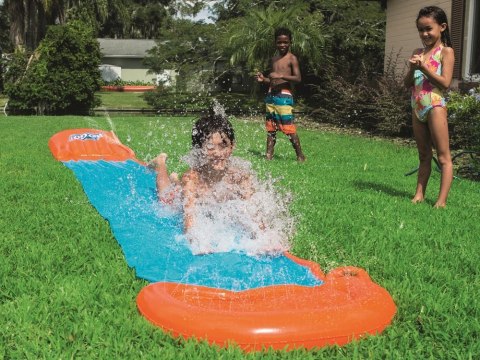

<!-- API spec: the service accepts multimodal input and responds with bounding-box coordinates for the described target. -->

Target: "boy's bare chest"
[272,56,292,73]
[195,174,244,201]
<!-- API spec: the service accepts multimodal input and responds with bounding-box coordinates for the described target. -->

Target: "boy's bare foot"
[297,155,306,162]
[265,154,273,160]
[169,172,179,184]
[152,153,168,168]
[433,202,446,208]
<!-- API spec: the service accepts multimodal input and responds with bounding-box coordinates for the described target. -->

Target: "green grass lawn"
[1,115,479,359]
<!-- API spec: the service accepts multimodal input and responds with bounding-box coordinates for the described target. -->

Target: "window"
[464,0,480,79]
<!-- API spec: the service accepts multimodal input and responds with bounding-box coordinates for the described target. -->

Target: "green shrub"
[369,54,411,136]
[447,87,480,151]
[2,50,29,89]
[309,53,411,136]
[4,21,101,115]
[101,79,155,86]
[144,90,262,115]
[309,67,376,130]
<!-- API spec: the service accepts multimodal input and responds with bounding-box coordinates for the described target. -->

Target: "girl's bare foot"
[433,202,446,208]
[411,195,424,204]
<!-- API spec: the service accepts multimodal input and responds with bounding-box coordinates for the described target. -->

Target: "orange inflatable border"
[137,265,396,351]
[48,128,138,162]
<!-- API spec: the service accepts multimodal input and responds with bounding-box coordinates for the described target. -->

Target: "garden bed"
[101,85,156,92]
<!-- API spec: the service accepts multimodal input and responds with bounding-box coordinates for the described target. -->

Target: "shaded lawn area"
[96,91,152,110]
[1,115,479,359]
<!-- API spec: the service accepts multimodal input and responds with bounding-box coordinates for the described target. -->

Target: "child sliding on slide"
[151,114,292,255]
[152,114,255,232]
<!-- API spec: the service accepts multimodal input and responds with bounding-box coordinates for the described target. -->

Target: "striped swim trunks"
[265,89,296,135]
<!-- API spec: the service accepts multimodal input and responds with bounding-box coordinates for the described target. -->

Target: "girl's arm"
[417,47,455,90]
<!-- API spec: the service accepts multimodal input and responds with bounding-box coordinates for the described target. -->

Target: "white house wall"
[99,64,121,82]
[100,58,157,84]
[384,0,452,76]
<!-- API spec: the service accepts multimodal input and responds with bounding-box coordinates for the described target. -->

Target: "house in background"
[98,38,177,86]
[384,0,479,89]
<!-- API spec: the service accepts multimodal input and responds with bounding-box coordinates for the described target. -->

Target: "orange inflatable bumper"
[137,265,396,351]
[48,128,137,162]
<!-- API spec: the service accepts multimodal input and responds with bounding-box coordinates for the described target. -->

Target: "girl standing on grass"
[404,6,455,208]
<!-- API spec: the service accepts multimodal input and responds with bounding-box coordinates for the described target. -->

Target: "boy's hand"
[255,72,265,83]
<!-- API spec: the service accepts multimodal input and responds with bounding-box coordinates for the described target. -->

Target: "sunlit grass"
[1,115,479,358]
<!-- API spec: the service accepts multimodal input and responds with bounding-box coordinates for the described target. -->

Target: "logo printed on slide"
[68,133,104,141]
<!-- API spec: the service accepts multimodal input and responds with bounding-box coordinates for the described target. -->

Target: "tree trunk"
[7,0,26,49]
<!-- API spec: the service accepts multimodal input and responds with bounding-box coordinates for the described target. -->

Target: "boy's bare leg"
[428,108,453,208]
[288,133,306,162]
[153,153,172,197]
[266,132,276,160]
[412,116,432,203]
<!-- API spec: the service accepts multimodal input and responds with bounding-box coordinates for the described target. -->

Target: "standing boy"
[255,27,305,162]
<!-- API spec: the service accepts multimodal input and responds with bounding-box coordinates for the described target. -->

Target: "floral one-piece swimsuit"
[411,45,445,122]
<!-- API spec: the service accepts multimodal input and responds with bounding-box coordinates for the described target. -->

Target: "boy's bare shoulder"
[287,52,298,60]
[273,52,297,62]
[272,54,281,63]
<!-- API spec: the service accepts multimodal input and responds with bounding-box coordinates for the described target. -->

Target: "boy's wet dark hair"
[416,6,452,47]
[192,114,235,149]
[274,27,292,41]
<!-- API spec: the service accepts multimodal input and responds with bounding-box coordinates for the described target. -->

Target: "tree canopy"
[2,0,178,50]
[221,3,326,75]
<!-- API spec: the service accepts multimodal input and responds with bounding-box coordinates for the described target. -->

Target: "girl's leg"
[412,115,433,203]
[427,107,453,207]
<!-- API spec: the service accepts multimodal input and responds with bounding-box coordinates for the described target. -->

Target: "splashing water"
[212,98,226,118]
[178,153,293,256]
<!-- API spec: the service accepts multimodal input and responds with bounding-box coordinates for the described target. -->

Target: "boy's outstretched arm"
[152,153,171,200]
[181,170,197,233]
